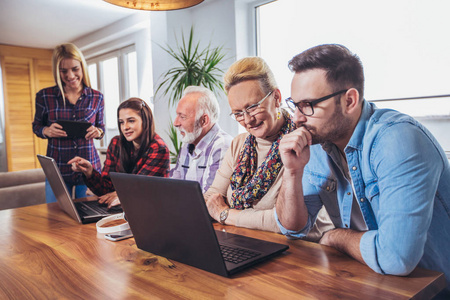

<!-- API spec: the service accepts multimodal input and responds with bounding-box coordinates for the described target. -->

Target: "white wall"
[150,0,267,144]
[72,0,268,152]
[151,0,241,146]
[74,13,153,103]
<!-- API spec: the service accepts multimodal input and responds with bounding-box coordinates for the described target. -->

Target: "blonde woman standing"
[33,43,105,203]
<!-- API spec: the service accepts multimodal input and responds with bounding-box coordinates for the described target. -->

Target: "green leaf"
[155,25,227,107]
[166,119,182,164]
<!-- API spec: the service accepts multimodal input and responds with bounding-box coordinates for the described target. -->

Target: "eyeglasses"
[285,89,348,116]
[230,91,273,121]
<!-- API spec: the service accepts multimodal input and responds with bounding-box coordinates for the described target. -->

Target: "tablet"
[56,120,91,138]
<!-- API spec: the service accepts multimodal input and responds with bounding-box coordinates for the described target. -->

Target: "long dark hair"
[117,97,155,173]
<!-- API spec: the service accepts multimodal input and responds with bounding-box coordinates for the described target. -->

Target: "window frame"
[87,44,137,149]
[254,0,450,152]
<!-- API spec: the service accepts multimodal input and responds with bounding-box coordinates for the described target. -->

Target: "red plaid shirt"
[85,134,170,196]
[33,85,104,184]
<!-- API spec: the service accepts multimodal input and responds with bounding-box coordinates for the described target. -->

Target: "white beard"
[179,123,202,144]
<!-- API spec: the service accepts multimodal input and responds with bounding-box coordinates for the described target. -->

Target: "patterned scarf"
[230,112,296,209]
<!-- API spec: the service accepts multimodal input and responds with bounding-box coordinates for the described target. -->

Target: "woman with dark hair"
[68,97,170,208]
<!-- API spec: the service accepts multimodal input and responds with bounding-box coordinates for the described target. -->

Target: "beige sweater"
[204,132,334,242]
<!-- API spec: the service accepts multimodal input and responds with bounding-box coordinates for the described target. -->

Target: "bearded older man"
[171,86,232,193]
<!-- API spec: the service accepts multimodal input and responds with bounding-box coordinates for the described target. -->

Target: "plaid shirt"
[171,124,232,193]
[86,134,170,196]
[33,85,105,185]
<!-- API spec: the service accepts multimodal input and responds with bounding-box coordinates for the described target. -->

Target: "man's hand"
[43,123,67,138]
[318,229,335,247]
[319,228,365,265]
[276,127,312,231]
[279,127,312,173]
[206,193,229,222]
[68,156,94,178]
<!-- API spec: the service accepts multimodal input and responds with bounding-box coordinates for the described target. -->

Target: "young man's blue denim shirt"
[275,100,450,290]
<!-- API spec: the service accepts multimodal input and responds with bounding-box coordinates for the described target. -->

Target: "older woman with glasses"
[204,57,333,241]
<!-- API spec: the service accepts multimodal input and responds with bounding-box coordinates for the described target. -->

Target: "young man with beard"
[171,86,232,193]
[275,44,450,297]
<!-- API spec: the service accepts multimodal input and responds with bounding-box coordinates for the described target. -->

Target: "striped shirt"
[86,134,170,196]
[32,85,104,185]
[171,124,232,193]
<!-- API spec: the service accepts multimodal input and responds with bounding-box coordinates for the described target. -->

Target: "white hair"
[183,85,220,124]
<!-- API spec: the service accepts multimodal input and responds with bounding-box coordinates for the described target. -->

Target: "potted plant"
[156,26,228,162]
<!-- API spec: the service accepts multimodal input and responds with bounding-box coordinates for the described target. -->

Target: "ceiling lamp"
[103,0,204,11]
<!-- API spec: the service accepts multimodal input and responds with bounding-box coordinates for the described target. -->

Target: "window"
[257,0,450,152]
[87,45,138,149]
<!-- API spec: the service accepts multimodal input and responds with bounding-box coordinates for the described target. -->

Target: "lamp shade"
[103,0,204,11]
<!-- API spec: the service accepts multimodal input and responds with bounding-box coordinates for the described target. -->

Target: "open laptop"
[37,155,122,224]
[110,172,289,277]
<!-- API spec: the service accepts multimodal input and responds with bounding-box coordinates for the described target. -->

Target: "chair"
[0,168,46,210]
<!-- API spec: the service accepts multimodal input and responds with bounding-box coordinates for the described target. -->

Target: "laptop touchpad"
[216,231,264,248]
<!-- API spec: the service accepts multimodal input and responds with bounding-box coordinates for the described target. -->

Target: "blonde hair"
[52,43,91,103]
[223,57,278,94]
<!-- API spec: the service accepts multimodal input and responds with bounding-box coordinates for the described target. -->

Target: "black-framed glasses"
[285,89,348,116]
[230,91,273,121]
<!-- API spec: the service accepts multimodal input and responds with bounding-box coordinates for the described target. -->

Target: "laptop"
[110,172,289,277]
[37,155,122,224]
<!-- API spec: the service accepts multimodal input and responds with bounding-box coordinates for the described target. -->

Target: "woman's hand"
[85,126,102,140]
[206,193,230,222]
[68,156,94,178]
[43,123,67,138]
[98,191,120,209]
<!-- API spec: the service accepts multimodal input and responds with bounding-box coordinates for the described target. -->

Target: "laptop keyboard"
[220,244,261,264]
[77,201,109,215]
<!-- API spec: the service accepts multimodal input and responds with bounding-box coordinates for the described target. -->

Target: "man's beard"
[306,104,352,145]
[180,121,203,144]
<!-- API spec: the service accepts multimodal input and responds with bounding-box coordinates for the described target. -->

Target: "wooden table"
[0,203,445,299]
